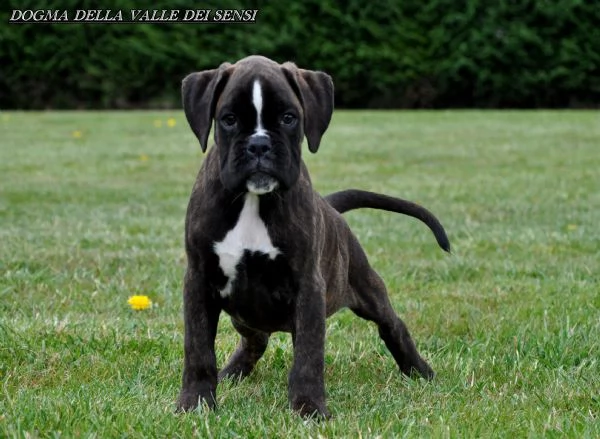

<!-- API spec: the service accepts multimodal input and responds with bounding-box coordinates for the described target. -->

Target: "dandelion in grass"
[139,154,149,162]
[72,130,83,138]
[167,118,176,127]
[128,295,152,310]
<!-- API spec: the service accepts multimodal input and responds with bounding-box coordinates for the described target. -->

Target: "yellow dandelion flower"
[128,295,152,310]
[139,154,149,162]
[72,130,83,138]
[567,224,578,231]
[153,119,162,127]
[167,118,177,127]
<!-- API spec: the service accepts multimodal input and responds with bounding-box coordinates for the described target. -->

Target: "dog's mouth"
[246,171,279,195]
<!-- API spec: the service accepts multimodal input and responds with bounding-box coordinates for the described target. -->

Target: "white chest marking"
[213,193,280,297]
[251,80,268,138]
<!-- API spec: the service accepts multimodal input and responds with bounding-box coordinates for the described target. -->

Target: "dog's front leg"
[177,263,221,412]
[288,276,330,419]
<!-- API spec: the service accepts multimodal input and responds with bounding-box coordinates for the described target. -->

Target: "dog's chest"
[212,194,297,330]
[213,194,281,298]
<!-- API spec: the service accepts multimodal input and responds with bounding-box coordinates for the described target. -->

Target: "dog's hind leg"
[218,318,269,382]
[348,251,434,380]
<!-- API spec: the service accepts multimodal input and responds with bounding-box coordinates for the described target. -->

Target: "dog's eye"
[280,113,297,126]
[221,114,237,127]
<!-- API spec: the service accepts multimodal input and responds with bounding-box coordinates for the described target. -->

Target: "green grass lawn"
[1,110,598,437]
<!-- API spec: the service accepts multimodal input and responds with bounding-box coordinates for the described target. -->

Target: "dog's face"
[213,67,304,194]
[182,56,334,194]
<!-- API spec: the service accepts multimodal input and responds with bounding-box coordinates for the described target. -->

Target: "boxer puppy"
[176,55,450,418]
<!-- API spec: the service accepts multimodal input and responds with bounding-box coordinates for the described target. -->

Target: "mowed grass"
[0,110,598,437]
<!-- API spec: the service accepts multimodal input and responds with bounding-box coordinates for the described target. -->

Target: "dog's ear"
[182,62,232,152]
[282,62,334,153]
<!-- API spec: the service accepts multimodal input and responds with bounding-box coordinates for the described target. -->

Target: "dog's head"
[182,55,334,195]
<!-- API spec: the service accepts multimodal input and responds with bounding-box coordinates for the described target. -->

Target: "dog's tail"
[325,189,451,253]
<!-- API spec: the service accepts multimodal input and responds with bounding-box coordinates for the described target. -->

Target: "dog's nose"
[245,137,271,158]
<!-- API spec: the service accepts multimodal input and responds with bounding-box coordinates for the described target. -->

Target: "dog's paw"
[176,392,199,413]
[415,359,435,381]
[291,397,331,420]
[402,358,435,381]
[176,390,217,413]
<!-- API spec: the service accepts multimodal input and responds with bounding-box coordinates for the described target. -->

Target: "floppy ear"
[181,62,232,152]
[282,63,334,153]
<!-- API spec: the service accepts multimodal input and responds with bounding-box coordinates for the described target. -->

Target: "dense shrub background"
[1,0,599,109]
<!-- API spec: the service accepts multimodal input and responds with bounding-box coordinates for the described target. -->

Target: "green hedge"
[1,0,599,109]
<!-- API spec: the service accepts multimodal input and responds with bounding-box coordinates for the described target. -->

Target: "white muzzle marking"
[247,179,279,195]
